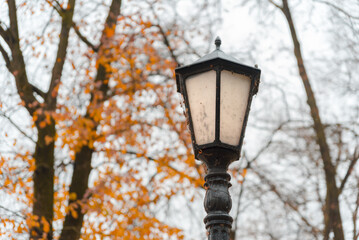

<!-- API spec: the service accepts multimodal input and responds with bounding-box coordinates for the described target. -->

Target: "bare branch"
[353,190,359,240]
[231,176,246,239]
[0,205,26,220]
[339,147,359,194]
[8,0,20,41]
[45,0,64,16]
[31,84,46,99]
[155,23,179,65]
[0,43,12,70]
[7,0,39,115]
[279,0,344,237]
[46,0,76,108]
[268,0,283,10]
[72,22,98,52]
[49,0,100,61]
[123,150,201,184]
[253,169,321,238]
[0,24,13,46]
[313,0,359,20]
[246,120,290,165]
[148,4,179,64]
[0,112,36,143]
[0,24,7,37]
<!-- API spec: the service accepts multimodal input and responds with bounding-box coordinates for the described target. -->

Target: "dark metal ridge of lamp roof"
[176,36,260,94]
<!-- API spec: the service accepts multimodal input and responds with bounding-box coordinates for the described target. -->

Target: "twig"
[0,205,26,219]
[313,0,359,20]
[268,0,283,10]
[72,22,98,52]
[339,147,359,194]
[0,43,11,70]
[0,112,36,143]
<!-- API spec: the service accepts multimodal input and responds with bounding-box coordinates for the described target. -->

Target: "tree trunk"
[59,145,94,240]
[280,0,344,239]
[59,1,122,239]
[31,115,56,240]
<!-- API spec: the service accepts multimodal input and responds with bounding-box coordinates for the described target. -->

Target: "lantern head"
[175,37,260,164]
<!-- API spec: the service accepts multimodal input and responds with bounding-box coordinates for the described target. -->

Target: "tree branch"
[148,5,179,65]
[0,43,12,70]
[31,84,46,99]
[313,0,359,20]
[0,112,36,143]
[155,23,179,65]
[45,0,64,17]
[0,24,13,46]
[89,0,122,103]
[72,22,98,52]
[7,0,39,115]
[353,190,359,240]
[48,0,98,53]
[59,1,122,239]
[0,205,26,220]
[231,176,246,240]
[244,120,289,166]
[253,169,321,238]
[123,150,201,185]
[339,147,359,194]
[268,0,283,10]
[279,1,345,239]
[46,0,76,109]
[8,0,19,41]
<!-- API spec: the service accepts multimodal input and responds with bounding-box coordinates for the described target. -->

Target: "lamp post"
[175,37,261,240]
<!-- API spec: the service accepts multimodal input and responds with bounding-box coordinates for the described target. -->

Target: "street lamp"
[175,37,261,240]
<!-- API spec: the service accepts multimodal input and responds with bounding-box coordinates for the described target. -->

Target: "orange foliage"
[0,0,207,239]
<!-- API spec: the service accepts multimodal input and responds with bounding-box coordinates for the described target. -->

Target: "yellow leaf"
[69,192,77,201]
[105,26,115,37]
[41,217,50,233]
[45,136,53,145]
[242,168,247,178]
[70,208,78,219]
[39,121,46,128]
[4,178,11,186]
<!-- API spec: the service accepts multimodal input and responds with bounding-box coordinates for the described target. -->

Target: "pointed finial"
[215,36,221,50]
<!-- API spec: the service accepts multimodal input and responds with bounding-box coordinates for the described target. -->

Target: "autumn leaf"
[40,217,50,233]
[69,192,77,201]
[104,26,115,37]
[39,121,47,128]
[44,136,53,145]
[70,208,78,219]
[1,1,202,239]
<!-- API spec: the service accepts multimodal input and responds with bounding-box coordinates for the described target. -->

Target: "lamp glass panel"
[220,70,251,145]
[186,70,216,145]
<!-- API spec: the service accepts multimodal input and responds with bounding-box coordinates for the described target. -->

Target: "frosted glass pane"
[186,71,216,145]
[220,70,251,145]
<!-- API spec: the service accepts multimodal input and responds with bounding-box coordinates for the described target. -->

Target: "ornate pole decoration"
[175,37,261,239]
[203,154,233,239]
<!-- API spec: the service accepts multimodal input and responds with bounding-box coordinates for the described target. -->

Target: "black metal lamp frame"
[175,37,261,240]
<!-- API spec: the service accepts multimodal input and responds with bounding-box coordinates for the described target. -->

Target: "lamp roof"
[176,36,258,70]
[175,36,261,93]
[191,37,242,65]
